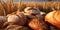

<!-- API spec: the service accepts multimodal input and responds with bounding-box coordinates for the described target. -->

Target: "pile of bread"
[0,7,60,30]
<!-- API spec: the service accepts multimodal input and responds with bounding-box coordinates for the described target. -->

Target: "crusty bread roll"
[24,7,40,19]
[28,17,49,30]
[7,15,19,22]
[7,14,26,26]
[24,7,40,15]
[45,10,60,28]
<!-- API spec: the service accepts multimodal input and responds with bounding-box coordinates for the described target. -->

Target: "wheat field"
[0,0,59,16]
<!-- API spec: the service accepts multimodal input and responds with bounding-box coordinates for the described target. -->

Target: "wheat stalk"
[6,0,13,14]
[0,0,6,16]
[17,0,22,12]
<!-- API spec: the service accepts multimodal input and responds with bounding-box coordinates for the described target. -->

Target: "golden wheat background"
[0,0,59,16]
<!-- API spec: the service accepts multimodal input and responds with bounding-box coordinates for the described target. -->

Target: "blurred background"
[3,0,59,2]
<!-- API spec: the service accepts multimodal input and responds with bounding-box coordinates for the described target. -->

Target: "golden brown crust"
[45,10,60,28]
[29,17,49,30]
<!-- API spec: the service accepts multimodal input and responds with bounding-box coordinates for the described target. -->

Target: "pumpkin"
[45,10,60,28]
